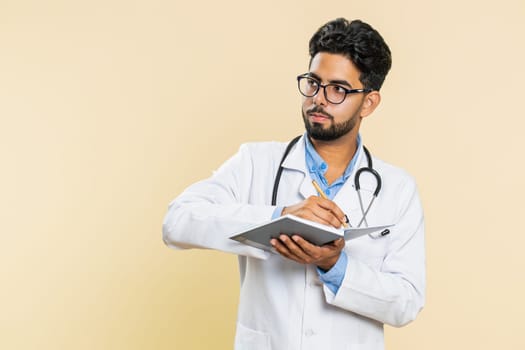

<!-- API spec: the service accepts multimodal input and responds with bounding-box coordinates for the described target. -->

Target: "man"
[163,18,425,350]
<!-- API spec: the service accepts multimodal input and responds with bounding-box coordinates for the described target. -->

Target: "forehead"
[309,52,361,85]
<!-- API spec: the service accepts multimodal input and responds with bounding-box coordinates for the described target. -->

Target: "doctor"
[163,18,425,350]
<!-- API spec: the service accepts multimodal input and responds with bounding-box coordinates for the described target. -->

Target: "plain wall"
[1,0,524,349]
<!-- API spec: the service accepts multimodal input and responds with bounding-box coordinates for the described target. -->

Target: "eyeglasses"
[297,74,372,104]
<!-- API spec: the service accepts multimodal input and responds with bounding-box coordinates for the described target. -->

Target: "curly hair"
[309,18,392,91]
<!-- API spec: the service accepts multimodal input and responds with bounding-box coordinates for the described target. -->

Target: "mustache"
[306,106,334,120]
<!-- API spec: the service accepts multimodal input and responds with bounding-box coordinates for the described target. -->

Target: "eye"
[306,78,319,88]
[332,85,347,94]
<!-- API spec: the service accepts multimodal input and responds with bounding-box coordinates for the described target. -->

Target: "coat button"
[305,329,315,337]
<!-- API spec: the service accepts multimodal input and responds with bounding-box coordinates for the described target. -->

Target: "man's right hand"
[282,196,347,229]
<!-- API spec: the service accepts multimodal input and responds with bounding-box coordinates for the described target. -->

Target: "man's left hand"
[270,235,345,271]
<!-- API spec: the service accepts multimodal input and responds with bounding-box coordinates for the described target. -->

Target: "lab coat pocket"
[234,322,271,350]
[345,225,391,270]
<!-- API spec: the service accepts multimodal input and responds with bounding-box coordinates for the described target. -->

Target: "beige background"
[1,0,524,349]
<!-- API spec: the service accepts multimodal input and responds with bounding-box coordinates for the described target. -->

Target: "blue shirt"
[272,133,362,294]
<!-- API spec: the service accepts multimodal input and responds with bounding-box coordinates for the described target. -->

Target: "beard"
[302,106,359,141]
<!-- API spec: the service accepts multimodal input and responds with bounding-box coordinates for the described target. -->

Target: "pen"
[311,180,350,229]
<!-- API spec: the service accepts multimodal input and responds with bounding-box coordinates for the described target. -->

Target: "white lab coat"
[163,135,425,350]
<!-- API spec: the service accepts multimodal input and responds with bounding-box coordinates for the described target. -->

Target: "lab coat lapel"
[280,135,316,200]
[332,146,364,225]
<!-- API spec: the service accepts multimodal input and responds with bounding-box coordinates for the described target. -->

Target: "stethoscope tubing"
[272,136,382,228]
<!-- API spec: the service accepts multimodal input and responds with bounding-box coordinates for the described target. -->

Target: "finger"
[303,196,346,228]
[305,203,345,228]
[291,235,321,258]
[302,197,344,227]
[270,237,292,257]
[285,197,347,228]
[333,238,345,248]
[279,235,312,262]
[270,237,303,263]
[294,235,344,258]
[315,197,347,225]
[295,208,334,227]
[320,238,345,250]
[311,208,344,229]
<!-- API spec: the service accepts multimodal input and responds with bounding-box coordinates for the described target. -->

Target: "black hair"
[309,18,392,91]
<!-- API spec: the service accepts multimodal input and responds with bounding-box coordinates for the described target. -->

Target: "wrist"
[317,256,337,272]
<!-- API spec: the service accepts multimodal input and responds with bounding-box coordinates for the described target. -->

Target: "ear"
[359,91,381,119]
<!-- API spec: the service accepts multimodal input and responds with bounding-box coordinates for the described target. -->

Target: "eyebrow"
[307,72,353,88]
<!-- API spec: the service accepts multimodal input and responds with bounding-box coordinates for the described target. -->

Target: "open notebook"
[230,214,393,252]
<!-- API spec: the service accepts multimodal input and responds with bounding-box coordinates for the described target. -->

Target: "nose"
[312,86,328,106]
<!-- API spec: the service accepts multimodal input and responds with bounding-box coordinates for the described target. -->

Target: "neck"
[309,130,359,169]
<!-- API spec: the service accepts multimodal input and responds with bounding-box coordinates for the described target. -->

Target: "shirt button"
[305,329,315,337]
[320,163,327,170]
[325,189,331,195]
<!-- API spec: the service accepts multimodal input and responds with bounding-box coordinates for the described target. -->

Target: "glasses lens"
[325,85,347,104]
[298,77,319,97]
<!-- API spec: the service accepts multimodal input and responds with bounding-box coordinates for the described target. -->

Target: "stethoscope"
[271,136,382,228]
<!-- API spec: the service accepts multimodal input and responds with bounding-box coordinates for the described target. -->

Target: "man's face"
[302,52,367,141]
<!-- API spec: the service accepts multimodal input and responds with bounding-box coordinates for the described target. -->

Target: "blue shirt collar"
[304,132,362,185]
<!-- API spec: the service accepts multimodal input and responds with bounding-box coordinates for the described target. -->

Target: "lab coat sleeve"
[162,143,275,260]
[323,177,426,327]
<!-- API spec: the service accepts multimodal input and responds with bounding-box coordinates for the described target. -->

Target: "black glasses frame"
[296,74,373,104]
